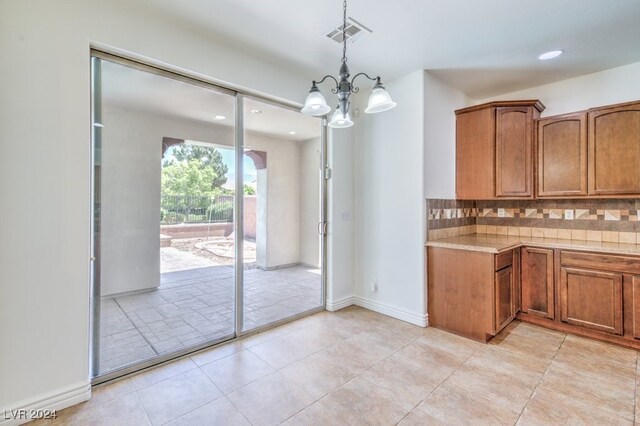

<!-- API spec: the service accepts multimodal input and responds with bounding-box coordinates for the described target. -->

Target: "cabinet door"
[560,267,623,335]
[496,107,534,198]
[588,102,640,195]
[521,247,555,318]
[512,248,521,314]
[632,275,640,339]
[495,265,514,333]
[537,113,587,197]
[456,108,495,199]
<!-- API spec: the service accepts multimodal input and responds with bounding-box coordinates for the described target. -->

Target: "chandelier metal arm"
[349,72,380,93]
[314,75,341,94]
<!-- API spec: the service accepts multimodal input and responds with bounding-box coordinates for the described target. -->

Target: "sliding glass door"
[91,52,325,382]
[241,97,324,332]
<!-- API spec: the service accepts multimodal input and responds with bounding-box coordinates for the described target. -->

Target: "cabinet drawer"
[495,250,513,271]
[561,250,640,275]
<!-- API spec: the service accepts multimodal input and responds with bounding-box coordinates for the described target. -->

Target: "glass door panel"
[92,55,237,378]
[241,97,324,332]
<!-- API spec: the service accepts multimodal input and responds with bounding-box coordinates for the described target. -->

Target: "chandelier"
[300,0,397,128]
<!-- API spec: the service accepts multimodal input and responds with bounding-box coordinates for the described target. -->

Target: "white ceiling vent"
[325,17,372,44]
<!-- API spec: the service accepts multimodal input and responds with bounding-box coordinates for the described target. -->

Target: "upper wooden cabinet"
[588,101,640,195]
[456,100,544,200]
[537,112,588,197]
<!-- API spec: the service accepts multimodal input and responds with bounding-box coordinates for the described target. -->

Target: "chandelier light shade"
[365,82,397,114]
[301,83,331,116]
[328,107,354,128]
[300,0,396,127]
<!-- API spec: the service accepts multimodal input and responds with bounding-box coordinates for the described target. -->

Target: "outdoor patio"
[98,247,321,375]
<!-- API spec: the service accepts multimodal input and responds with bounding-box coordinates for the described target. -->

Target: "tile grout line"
[112,297,161,358]
[148,364,233,426]
[513,333,567,425]
[278,325,429,424]
[394,340,485,425]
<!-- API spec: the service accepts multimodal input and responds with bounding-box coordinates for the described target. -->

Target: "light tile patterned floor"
[38,307,639,425]
[99,265,322,375]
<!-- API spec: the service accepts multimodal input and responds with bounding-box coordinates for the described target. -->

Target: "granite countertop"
[425,233,640,256]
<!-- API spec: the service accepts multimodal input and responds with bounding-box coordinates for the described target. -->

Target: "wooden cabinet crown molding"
[455,100,545,115]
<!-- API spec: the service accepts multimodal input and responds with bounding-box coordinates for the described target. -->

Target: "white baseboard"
[353,296,428,327]
[325,295,356,311]
[1,380,91,425]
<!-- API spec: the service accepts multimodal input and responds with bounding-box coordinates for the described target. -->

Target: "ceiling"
[100,60,321,141]
[137,0,640,99]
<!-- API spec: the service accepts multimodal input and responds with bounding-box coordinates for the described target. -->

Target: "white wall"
[478,61,640,117]
[326,127,356,310]
[299,138,321,268]
[248,133,301,268]
[0,0,312,416]
[423,72,473,200]
[101,105,162,296]
[352,70,427,325]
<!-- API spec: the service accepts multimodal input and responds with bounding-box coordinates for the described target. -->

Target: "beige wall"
[247,132,301,268]
[299,138,321,268]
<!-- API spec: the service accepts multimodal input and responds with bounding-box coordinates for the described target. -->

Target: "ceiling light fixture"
[538,50,564,61]
[214,115,226,120]
[301,0,396,128]
[250,109,263,114]
[288,131,296,135]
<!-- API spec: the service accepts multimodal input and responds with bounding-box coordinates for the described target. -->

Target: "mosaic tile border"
[427,224,640,245]
[426,198,640,235]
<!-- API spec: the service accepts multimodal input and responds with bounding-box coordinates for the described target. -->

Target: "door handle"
[318,221,328,236]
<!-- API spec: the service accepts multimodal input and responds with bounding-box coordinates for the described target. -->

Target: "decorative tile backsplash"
[426,198,640,238]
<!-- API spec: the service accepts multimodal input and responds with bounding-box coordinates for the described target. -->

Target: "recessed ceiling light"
[251,109,263,114]
[214,115,226,120]
[289,131,296,135]
[538,50,563,61]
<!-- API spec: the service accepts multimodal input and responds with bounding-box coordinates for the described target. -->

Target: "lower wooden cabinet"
[427,247,519,342]
[559,266,623,335]
[495,265,515,331]
[427,245,640,349]
[520,249,640,348]
[521,247,554,318]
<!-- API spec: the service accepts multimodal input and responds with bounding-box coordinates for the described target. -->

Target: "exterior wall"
[247,132,301,268]
[299,138,321,268]
[243,196,257,240]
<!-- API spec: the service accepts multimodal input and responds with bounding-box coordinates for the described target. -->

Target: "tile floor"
[41,306,639,425]
[99,265,322,375]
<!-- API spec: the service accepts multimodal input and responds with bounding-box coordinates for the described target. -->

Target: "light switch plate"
[498,208,506,218]
[565,209,574,220]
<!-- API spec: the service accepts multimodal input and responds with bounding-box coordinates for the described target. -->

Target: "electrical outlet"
[498,208,506,218]
[565,209,574,220]
[371,279,378,293]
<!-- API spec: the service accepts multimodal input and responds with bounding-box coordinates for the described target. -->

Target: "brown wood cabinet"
[428,243,640,349]
[559,266,623,335]
[536,112,588,197]
[588,101,640,195]
[427,247,519,342]
[455,100,544,200]
[521,247,555,318]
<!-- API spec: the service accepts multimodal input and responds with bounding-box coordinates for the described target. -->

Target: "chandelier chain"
[342,0,347,63]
